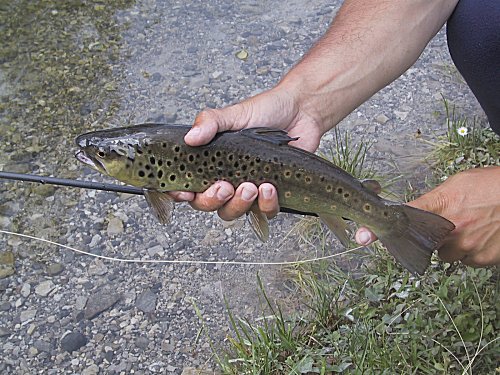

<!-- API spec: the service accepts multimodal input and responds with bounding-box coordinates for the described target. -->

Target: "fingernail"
[185,127,200,140]
[216,186,232,200]
[241,187,257,201]
[357,230,372,245]
[261,186,273,199]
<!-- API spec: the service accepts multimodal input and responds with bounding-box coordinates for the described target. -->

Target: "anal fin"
[143,190,174,224]
[318,213,353,247]
[246,202,269,242]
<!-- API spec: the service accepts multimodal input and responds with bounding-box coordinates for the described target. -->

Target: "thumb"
[185,102,253,146]
[406,189,448,216]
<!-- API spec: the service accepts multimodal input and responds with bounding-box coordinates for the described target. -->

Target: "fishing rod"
[0,171,317,217]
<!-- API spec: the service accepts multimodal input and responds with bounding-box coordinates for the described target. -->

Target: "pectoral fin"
[318,213,353,247]
[246,202,269,242]
[143,190,174,224]
[361,179,382,195]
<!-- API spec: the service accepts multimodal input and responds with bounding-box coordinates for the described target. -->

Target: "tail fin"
[377,205,455,275]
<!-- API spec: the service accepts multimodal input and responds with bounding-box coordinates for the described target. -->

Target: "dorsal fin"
[240,127,299,145]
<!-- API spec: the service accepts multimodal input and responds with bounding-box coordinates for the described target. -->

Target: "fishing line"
[0,229,365,266]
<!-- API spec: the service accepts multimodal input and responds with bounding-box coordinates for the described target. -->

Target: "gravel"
[0,0,485,373]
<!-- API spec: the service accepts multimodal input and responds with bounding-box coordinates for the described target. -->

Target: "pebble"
[75,296,88,311]
[135,336,149,349]
[60,332,88,353]
[375,113,390,124]
[106,217,124,235]
[35,280,56,297]
[82,364,99,375]
[135,289,157,313]
[84,288,121,319]
[147,245,164,257]
[0,301,11,311]
[0,327,11,337]
[20,283,31,297]
[20,309,37,323]
[88,259,108,276]
[46,263,64,276]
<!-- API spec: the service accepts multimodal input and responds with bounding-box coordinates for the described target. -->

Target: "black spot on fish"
[202,161,208,167]
[138,162,143,167]
[202,180,209,186]
[149,156,156,165]
[184,183,190,189]
[363,203,371,212]
[174,146,180,153]
[263,165,271,173]
[197,167,203,174]
[162,142,167,148]
[227,154,234,161]
[215,151,222,157]
[295,172,302,179]
[179,164,186,172]
[157,160,163,166]
[337,187,343,194]
[284,170,292,178]
[136,148,143,155]
[228,171,234,177]
[138,170,145,177]
[203,150,210,157]
[145,165,151,170]
[305,176,312,183]
[383,211,389,217]
[173,156,178,162]
[255,157,261,163]
[326,185,333,192]
[188,154,195,162]
[157,170,163,179]
[234,161,240,168]
[186,172,193,178]
[169,174,176,182]
[244,155,250,160]
[160,182,166,188]
[217,161,224,167]
[320,176,325,182]
[343,193,350,199]
[241,165,248,171]
[166,160,172,167]
[211,156,217,162]
[148,172,154,179]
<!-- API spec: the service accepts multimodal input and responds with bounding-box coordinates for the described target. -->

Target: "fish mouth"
[75,150,106,173]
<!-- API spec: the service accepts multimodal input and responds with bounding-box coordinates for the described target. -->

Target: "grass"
[198,103,500,374]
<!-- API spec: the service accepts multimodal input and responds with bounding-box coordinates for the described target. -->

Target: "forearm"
[279,0,459,132]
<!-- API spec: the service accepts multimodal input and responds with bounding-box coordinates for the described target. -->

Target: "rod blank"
[0,171,316,216]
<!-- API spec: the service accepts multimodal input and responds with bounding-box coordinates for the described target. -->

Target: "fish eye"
[97,150,106,158]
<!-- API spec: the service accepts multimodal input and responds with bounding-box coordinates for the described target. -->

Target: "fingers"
[355,227,378,246]
[188,182,235,212]
[217,183,258,221]
[258,184,280,218]
[167,191,195,202]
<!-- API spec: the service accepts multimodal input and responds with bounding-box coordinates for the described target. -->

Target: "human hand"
[355,166,500,267]
[169,85,328,220]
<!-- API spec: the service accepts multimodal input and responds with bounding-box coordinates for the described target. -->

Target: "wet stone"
[60,332,88,353]
[20,283,31,297]
[32,185,56,197]
[136,289,157,313]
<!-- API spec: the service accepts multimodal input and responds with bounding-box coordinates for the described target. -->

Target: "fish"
[75,123,455,275]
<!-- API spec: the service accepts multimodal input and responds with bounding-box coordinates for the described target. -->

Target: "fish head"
[75,129,146,186]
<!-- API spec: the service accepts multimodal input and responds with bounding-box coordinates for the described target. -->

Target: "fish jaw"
[75,150,107,174]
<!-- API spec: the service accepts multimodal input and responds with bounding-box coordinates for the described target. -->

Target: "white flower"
[457,126,468,137]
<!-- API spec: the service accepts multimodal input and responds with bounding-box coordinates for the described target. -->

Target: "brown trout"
[75,124,455,274]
